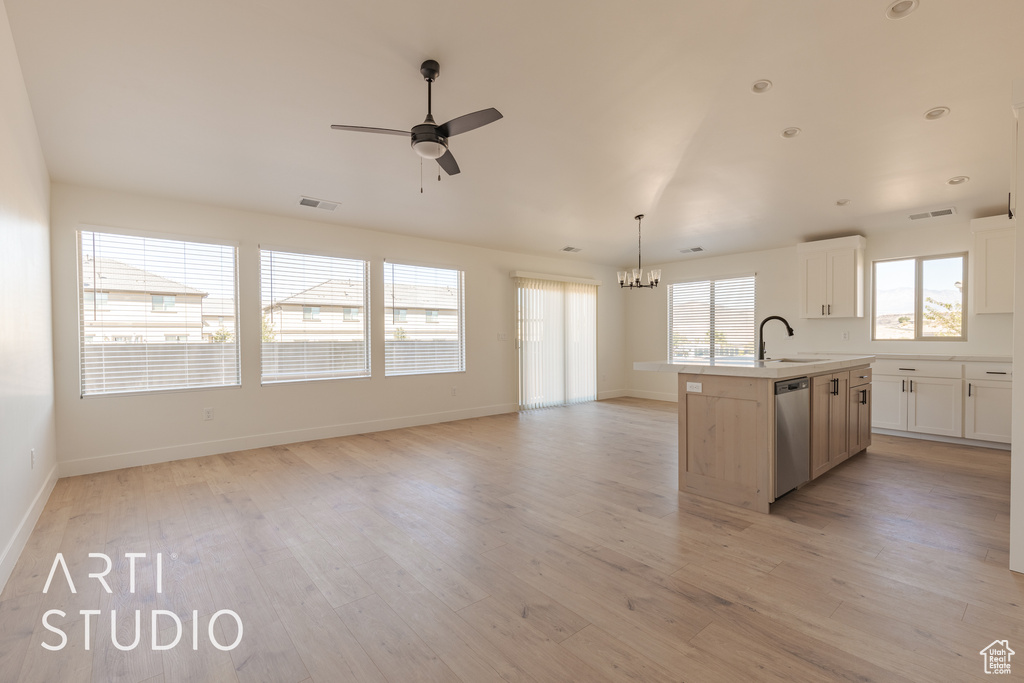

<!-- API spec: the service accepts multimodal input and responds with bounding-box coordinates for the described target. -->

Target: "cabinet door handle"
[898,368,916,371]
[902,379,906,392]
[909,379,913,392]
[821,304,825,316]
[827,304,831,315]
[968,382,972,397]
[860,389,867,405]
[986,371,1007,375]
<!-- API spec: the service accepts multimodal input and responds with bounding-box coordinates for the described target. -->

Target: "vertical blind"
[516,278,597,410]
[79,230,239,396]
[260,249,370,383]
[668,276,755,363]
[384,262,465,376]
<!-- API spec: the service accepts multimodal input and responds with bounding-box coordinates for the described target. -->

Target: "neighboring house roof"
[265,279,365,309]
[384,282,458,310]
[82,257,206,296]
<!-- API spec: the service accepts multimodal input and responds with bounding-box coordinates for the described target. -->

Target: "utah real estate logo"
[980,640,1014,675]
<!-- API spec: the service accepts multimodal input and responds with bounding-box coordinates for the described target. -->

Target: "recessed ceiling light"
[886,0,919,20]
[836,199,851,206]
[561,246,582,253]
[751,79,773,94]
[946,176,969,186]
[781,127,801,138]
[924,106,950,120]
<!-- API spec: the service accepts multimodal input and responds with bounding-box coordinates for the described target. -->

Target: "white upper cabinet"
[971,215,1015,314]
[797,236,866,318]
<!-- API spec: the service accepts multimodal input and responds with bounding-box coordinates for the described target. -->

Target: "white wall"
[626,220,1014,401]
[50,183,626,475]
[1010,82,1023,574]
[0,0,58,592]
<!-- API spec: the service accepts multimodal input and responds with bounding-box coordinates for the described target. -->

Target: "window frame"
[78,227,240,397]
[871,252,967,342]
[383,261,466,377]
[667,274,756,364]
[259,246,371,384]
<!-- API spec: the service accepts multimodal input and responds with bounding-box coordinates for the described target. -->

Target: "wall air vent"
[909,207,956,220]
[561,246,582,252]
[679,246,705,253]
[298,196,339,211]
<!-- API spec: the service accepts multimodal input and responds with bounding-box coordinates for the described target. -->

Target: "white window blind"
[516,278,597,410]
[78,230,239,396]
[384,262,465,376]
[668,276,755,364]
[260,249,370,383]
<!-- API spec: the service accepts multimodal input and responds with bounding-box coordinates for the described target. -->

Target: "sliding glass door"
[516,277,597,410]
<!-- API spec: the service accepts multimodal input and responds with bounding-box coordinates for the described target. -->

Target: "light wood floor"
[1,397,1021,682]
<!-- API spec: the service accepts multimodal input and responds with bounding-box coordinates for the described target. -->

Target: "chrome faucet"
[757,315,794,360]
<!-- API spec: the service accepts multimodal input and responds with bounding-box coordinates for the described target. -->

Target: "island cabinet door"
[829,371,851,464]
[810,374,833,478]
[848,384,872,455]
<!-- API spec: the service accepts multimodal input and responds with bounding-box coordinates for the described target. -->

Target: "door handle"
[821,304,825,316]
[902,379,905,392]
[909,379,913,392]
[860,389,867,405]
[968,382,972,397]
[827,304,831,315]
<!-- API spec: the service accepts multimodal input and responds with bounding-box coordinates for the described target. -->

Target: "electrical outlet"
[203,407,214,421]
[842,331,850,341]
[451,387,457,396]
[30,448,35,469]
[686,382,702,393]
[497,332,508,341]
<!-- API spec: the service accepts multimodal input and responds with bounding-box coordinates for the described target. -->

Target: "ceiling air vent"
[679,246,704,253]
[298,196,339,211]
[561,246,582,253]
[909,207,956,220]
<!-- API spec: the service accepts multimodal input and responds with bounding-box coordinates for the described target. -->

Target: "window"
[515,277,597,409]
[83,291,108,307]
[668,276,755,363]
[873,253,966,341]
[151,294,176,311]
[343,307,359,322]
[425,309,439,323]
[384,262,464,376]
[78,230,239,396]
[261,248,370,383]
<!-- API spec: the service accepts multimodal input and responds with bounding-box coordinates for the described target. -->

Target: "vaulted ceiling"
[6,0,1023,266]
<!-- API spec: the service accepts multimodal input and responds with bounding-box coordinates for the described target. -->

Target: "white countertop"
[633,355,875,379]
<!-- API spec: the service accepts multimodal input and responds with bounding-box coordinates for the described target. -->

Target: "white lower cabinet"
[871,360,1012,444]
[964,378,1012,444]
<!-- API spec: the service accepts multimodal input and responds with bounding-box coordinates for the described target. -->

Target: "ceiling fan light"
[412,139,446,159]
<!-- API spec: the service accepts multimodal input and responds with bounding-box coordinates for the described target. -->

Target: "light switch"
[686,382,702,393]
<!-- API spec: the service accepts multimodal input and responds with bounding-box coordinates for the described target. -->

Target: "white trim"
[259,243,374,263]
[872,428,1010,450]
[58,403,518,477]
[626,389,679,402]
[385,257,465,272]
[509,271,603,286]
[0,464,59,595]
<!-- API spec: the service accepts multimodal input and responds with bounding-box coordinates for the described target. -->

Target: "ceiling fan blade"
[436,150,460,176]
[330,124,409,137]
[437,108,502,138]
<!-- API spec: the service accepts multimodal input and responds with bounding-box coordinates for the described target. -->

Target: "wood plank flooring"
[1,397,1021,682]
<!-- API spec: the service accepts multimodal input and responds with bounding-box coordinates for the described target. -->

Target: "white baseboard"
[59,402,518,477]
[0,463,58,595]
[872,428,1011,451]
[625,389,678,402]
[597,389,629,400]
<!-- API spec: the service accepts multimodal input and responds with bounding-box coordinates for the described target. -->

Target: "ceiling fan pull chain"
[420,157,424,194]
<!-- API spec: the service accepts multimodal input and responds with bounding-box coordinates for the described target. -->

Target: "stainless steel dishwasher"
[775,377,810,498]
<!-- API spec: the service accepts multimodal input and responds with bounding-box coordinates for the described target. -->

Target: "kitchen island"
[635,355,874,513]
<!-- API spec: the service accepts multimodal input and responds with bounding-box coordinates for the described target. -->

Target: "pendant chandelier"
[617,214,661,289]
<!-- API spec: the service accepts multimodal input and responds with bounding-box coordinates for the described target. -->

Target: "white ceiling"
[6,0,1023,266]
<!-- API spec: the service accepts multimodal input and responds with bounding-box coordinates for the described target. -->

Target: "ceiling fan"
[331,60,502,176]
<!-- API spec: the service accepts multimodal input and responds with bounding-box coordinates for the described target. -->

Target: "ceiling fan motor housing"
[411,123,447,159]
